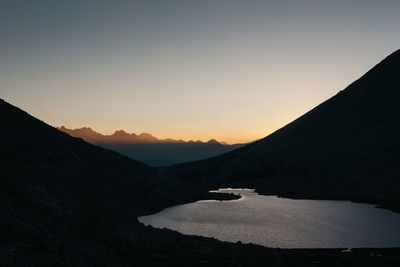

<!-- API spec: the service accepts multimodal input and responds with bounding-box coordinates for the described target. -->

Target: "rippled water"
[138,188,400,248]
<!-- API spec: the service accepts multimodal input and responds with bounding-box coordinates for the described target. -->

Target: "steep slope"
[167,50,400,201]
[0,99,196,264]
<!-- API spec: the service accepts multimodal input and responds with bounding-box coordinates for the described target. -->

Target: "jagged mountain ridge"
[58,126,225,145]
[58,126,244,166]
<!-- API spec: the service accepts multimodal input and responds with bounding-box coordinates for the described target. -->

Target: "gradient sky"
[1,0,400,143]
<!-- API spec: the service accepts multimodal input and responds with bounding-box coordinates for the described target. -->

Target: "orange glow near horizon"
[52,107,308,144]
[56,124,278,145]
[1,1,399,145]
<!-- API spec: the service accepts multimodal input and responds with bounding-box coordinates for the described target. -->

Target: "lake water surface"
[138,188,400,248]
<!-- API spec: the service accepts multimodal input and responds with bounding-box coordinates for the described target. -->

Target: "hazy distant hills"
[58,126,244,166]
[58,126,173,144]
[168,50,400,202]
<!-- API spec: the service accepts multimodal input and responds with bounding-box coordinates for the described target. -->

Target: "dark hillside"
[0,99,192,264]
[167,50,400,202]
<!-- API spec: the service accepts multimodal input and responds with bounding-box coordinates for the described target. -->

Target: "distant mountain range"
[58,126,244,166]
[58,126,227,145]
[168,49,400,204]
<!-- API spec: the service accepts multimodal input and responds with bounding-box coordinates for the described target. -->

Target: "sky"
[1,0,400,144]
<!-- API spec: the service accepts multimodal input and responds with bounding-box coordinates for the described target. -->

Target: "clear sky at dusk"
[1,0,400,143]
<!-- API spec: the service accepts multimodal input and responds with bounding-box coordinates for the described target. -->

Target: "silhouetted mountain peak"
[113,129,129,136]
[56,126,102,139]
[139,132,156,138]
[80,127,96,133]
[206,139,220,145]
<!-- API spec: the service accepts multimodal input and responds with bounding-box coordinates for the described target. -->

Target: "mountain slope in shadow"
[0,98,204,264]
[167,49,400,202]
[58,126,244,166]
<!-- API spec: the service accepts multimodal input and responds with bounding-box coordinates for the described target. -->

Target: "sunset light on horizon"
[1,0,400,144]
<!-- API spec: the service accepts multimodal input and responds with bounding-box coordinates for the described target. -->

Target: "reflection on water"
[139,188,400,248]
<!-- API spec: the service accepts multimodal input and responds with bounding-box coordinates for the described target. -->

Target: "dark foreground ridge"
[167,49,400,212]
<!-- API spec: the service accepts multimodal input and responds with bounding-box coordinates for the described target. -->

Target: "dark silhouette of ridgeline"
[58,126,243,166]
[167,50,400,207]
[0,98,195,264]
